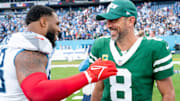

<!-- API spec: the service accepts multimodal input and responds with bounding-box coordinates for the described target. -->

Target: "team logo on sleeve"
[166,45,169,50]
[35,37,44,40]
[102,54,108,61]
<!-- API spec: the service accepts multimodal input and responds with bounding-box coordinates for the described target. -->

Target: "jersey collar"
[110,37,143,66]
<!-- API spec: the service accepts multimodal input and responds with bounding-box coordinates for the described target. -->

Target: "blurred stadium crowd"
[0,1,180,42]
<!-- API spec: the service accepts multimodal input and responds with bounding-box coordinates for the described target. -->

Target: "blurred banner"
[0,3,11,8]
[100,0,113,2]
[74,0,99,3]
[11,3,34,8]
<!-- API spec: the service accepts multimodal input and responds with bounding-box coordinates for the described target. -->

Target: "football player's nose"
[57,28,60,33]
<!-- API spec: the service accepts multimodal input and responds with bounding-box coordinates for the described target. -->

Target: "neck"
[116,33,138,51]
[27,22,45,36]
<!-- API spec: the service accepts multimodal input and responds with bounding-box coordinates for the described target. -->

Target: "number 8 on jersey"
[110,69,132,101]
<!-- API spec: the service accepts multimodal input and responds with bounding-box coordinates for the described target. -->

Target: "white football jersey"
[0,32,53,101]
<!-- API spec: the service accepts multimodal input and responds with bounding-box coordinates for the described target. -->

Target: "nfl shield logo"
[118,60,122,64]
[102,54,108,61]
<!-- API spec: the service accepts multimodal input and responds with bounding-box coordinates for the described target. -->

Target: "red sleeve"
[21,72,88,101]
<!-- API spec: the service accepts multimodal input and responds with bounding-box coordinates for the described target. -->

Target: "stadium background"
[0,0,179,101]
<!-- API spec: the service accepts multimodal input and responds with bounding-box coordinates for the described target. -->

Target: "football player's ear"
[39,17,47,28]
[128,16,136,27]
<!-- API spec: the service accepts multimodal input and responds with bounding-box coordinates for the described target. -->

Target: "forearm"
[91,81,104,101]
[156,77,175,101]
[21,72,88,101]
[162,92,175,101]
[91,90,103,101]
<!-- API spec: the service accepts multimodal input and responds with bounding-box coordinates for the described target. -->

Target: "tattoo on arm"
[15,51,48,83]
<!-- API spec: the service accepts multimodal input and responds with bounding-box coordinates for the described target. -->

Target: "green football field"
[51,54,180,101]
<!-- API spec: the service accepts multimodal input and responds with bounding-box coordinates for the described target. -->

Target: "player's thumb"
[107,68,118,72]
[94,58,102,64]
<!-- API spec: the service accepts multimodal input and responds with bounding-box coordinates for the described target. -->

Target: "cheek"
[116,24,122,32]
[56,26,60,32]
[117,22,126,32]
[47,25,52,31]
[50,26,56,33]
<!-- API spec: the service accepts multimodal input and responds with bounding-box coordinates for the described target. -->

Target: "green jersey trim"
[110,37,143,66]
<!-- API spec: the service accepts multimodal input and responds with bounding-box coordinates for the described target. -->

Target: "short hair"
[25,5,55,25]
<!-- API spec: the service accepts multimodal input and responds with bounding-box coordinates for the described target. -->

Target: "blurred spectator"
[136,30,145,37]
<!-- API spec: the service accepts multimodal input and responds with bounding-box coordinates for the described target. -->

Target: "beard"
[110,28,126,42]
[110,28,121,41]
[45,31,56,48]
[111,34,119,41]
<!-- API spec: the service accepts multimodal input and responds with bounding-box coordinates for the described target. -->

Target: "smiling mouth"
[111,30,117,34]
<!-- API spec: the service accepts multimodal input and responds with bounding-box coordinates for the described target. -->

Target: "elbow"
[29,94,49,101]
[25,89,63,101]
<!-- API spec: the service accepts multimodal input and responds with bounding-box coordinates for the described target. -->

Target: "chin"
[111,35,118,41]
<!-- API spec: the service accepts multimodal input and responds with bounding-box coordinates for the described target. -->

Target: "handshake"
[84,59,117,83]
